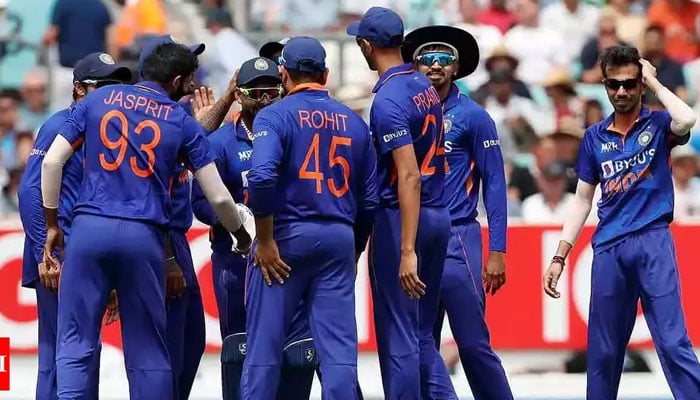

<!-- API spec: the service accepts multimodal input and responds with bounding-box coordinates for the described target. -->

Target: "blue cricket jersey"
[247,83,378,242]
[576,106,689,251]
[192,120,253,252]
[58,81,215,228]
[18,107,84,286]
[370,63,446,209]
[443,85,507,252]
[168,99,199,233]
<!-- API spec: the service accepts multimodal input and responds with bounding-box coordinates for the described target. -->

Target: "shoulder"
[208,123,233,146]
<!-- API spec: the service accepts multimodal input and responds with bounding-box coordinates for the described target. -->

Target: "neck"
[438,83,451,101]
[240,111,255,134]
[375,52,406,77]
[544,192,562,208]
[613,103,642,132]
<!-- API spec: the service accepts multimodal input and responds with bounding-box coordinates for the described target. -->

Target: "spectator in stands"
[484,69,554,162]
[43,0,113,110]
[14,130,33,169]
[603,0,647,47]
[647,0,700,63]
[282,0,339,32]
[543,68,585,127]
[0,166,21,216]
[19,69,51,133]
[671,145,700,220]
[509,135,558,202]
[456,0,504,91]
[0,89,22,169]
[641,25,687,102]
[472,45,532,100]
[540,0,601,62]
[201,8,256,96]
[583,99,604,127]
[580,10,629,84]
[477,0,517,34]
[520,160,575,223]
[549,116,585,193]
[111,0,168,60]
[504,0,570,85]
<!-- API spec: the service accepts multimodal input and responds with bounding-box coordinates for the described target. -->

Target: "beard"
[361,49,377,71]
[610,94,640,114]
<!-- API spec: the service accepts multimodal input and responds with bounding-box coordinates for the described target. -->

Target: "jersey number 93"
[99,110,161,178]
[298,133,352,198]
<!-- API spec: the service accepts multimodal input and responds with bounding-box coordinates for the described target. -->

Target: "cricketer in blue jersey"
[348,8,457,399]
[544,45,700,400]
[135,34,210,400]
[17,52,131,400]
[243,36,378,400]
[403,25,514,400]
[40,42,250,399]
[191,56,318,400]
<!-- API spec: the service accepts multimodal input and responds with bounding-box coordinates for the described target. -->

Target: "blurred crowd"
[1,0,700,224]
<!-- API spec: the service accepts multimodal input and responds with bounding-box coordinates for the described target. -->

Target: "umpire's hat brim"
[401,25,479,80]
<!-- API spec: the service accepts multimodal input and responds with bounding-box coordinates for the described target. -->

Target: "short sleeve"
[58,100,88,145]
[180,116,216,171]
[370,97,413,154]
[575,132,599,184]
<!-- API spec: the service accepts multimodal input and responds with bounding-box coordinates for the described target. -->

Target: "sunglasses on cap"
[416,52,457,68]
[603,78,639,91]
[238,86,283,102]
[81,79,122,88]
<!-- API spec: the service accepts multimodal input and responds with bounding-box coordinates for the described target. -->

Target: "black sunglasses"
[603,78,639,91]
[81,79,122,88]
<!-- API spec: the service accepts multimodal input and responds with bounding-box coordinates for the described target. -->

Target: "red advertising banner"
[2,225,700,354]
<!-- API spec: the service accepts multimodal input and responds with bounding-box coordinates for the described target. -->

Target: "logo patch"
[601,142,618,153]
[99,53,115,65]
[254,58,270,71]
[443,119,452,133]
[601,160,614,179]
[238,342,247,356]
[638,131,653,146]
[305,348,315,362]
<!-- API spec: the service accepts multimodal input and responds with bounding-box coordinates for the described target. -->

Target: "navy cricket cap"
[346,7,404,48]
[73,52,132,83]
[137,34,206,78]
[237,57,281,86]
[280,37,326,73]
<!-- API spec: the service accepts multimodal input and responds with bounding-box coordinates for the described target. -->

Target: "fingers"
[543,273,561,298]
[400,272,426,299]
[194,87,205,109]
[206,87,215,105]
[485,273,506,296]
[260,264,272,286]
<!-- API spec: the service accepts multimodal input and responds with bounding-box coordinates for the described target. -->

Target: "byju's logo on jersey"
[638,131,653,146]
[601,142,618,153]
[601,148,656,179]
[382,129,408,143]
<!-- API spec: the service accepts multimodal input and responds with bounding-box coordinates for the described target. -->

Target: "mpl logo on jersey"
[0,337,9,390]
[601,141,618,153]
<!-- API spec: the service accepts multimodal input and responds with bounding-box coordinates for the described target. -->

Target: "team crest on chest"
[638,131,653,146]
[443,119,452,133]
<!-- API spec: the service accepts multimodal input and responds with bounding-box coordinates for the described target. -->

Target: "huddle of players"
[18,4,700,400]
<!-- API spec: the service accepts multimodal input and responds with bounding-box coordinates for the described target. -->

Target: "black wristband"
[552,255,566,267]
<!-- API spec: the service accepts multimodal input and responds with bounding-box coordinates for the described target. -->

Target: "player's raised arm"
[354,125,379,260]
[191,136,227,226]
[639,59,696,136]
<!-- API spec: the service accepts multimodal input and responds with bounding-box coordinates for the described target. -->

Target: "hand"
[165,258,187,298]
[254,240,290,286]
[483,251,506,296]
[227,69,239,95]
[41,226,64,292]
[399,250,425,299]
[639,58,657,86]
[190,86,216,121]
[543,261,564,298]
[104,290,120,325]
[233,226,252,254]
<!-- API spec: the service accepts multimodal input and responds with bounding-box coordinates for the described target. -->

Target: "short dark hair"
[0,88,21,102]
[286,69,325,85]
[599,45,641,79]
[142,42,199,84]
[645,24,664,36]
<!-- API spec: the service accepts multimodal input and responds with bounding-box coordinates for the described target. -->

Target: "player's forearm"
[41,135,74,212]
[191,181,220,226]
[483,168,508,252]
[44,207,60,230]
[646,78,696,135]
[193,163,243,233]
[397,172,421,253]
[197,91,236,133]
[558,183,595,259]
[255,216,274,244]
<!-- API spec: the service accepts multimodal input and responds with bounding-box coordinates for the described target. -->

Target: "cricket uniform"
[367,62,456,400]
[55,81,214,399]
[433,85,512,400]
[242,46,378,399]
[167,162,206,400]
[576,106,700,400]
[18,107,102,400]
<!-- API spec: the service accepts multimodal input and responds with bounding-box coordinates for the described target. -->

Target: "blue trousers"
[587,228,700,400]
[433,220,512,400]
[56,214,172,400]
[167,231,206,400]
[369,206,457,400]
[23,233,101,400]
[242,221,358,400]
[212,251,248,338]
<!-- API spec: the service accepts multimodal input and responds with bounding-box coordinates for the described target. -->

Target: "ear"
[322,69,329,85]
[172,75,183,90]
[453,60,460,77]
[73,82,86,97]
[234,89,242,104]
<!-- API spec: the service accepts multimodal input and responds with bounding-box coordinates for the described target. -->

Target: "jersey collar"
[603,105,652,135]
[442,84,461,111]
[287,83,329,96]
[372,63,414,93]
[134,81,169,97]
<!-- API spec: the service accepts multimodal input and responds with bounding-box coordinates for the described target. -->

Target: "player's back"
[65,82,209,228]
[250,86,372,227]
[370,66,446,208]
